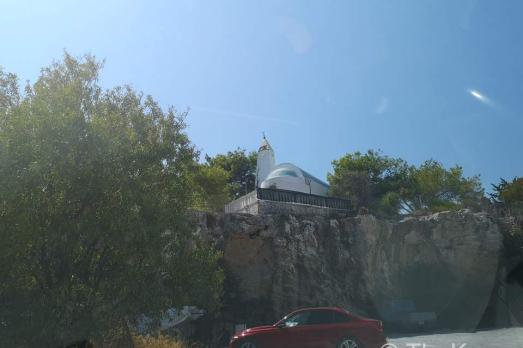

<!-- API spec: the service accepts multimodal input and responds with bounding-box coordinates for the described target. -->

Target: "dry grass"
[132,334,188,348]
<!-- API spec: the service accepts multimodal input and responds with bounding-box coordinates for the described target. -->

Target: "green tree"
[192,164,230,212]
[328,150,484,216]
[204,148,257,199]
[0,54,223,346]
[0,67,19,113]
[402,160,484,213]
[327,150,410,215]
[491,177,523,211]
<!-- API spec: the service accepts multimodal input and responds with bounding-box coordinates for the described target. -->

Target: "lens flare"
[468,89,490,104]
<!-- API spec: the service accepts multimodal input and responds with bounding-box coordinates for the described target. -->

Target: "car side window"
[307,310,334,325]
[332,311,351,323]
[284,311,311,327]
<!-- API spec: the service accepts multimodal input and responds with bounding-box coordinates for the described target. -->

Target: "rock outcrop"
[194,210,502,331]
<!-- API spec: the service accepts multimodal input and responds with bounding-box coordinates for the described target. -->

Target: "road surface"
[387,328,523,348]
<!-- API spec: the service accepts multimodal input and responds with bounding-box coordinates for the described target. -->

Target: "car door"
[305,309,338,348]
[327,310,354,346]
[275,310,315,348]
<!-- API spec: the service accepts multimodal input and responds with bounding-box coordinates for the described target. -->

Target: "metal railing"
[256,187,351,210]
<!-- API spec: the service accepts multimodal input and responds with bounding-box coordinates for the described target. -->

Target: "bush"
[133,335,188,348]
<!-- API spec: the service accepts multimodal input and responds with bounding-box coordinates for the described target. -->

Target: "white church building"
[224,136,351,215]
[256,136,329,196]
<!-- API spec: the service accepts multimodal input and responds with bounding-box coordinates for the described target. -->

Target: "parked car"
[229,307,387,348]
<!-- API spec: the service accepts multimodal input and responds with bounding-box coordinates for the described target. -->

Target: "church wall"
[225,195,348,217]
[257,200,349,217]
[260,175,328,197]
[260,176,309,194]
[309,180,329,196]
[224,190,259,214]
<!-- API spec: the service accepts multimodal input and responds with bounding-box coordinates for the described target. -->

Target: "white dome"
[260,163,329,196]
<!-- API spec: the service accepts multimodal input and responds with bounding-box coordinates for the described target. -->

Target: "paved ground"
[387,328,523,348]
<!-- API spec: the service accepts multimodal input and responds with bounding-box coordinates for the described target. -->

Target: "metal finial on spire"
[259,132,270,152]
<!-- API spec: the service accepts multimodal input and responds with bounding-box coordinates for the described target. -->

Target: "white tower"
[256,135,276,187]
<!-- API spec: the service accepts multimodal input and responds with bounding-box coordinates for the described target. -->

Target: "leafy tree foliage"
[204,148,257,199]
[491,177,523,211]
[403,160,483,213]
[0,67,19,112]
[328,150,483,216]
[328,150,410,215]
[192,164,230,212]
[491,179,523,264]
[0,54,223,346]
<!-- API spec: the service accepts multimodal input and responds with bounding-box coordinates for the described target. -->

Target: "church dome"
[260,163,329,196]
[255,135,329,197]
[265,164,300,180]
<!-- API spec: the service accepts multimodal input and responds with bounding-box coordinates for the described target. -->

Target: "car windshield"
[2,2,523,348]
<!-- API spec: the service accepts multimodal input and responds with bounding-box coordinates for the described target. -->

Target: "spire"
[258,133,272,152]
[256,134,275,186]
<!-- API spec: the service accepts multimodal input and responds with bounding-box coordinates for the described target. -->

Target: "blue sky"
[2,0,522,190]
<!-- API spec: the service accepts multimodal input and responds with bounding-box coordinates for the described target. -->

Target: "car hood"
[242,325,277,335]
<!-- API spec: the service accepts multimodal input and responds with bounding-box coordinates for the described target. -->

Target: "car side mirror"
[276,322,287,329]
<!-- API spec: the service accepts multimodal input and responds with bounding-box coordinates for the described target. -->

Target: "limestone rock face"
[361,211,502,330]
[194,210,502,331]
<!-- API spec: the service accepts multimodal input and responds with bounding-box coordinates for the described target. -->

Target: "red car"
[229,307,387,348]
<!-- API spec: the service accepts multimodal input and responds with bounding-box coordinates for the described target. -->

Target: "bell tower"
[256,134,275,187]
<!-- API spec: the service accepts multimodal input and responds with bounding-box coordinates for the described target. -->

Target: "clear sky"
[2,0,522,190]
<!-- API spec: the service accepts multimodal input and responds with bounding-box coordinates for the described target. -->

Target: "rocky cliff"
[194,210,503,331]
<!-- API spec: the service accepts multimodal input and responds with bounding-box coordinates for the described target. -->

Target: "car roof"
[284,307,366,319]
[277,307,362,324]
